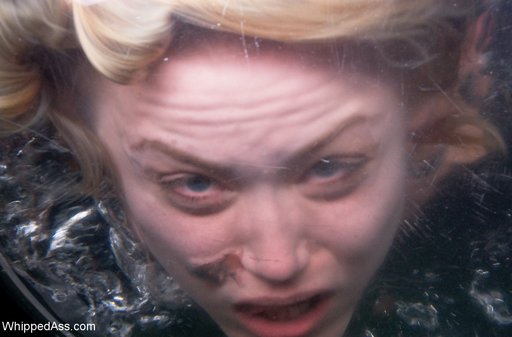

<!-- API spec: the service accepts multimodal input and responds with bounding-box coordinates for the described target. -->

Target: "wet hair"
[0,0,505,196]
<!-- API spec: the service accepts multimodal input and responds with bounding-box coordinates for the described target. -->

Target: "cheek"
[315,147,406,266]
[120,179,237,267]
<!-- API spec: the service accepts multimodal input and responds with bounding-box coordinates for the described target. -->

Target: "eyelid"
[161,171,246,192]
[300,154,369,178]
[141,164,223,185]
[298,154,371,201]
[159,173,237,215]
[159,172,226,192]
[131,153,237,187]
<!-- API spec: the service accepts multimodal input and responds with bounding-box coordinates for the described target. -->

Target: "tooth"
[257,297,318,321]
[275,310,284,320]
[299,300,311,314]
[284,309,292,320]
[289,305,301,319]
[263,309,279,320]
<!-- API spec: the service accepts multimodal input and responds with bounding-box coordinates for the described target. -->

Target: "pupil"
[186,176,212,192]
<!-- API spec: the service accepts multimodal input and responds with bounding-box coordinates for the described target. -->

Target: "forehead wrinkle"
[137,51,347,123]
[133,76,349,131]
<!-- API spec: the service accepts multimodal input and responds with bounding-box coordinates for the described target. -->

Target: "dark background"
[0,268,63,337]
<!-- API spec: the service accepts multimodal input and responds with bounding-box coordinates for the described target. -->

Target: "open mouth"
[234,292,333,337]
[240,294,326,321]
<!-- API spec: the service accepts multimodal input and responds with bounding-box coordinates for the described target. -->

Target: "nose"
[239,186,310,284]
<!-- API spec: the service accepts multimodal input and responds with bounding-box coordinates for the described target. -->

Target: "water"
[1,2,512,337]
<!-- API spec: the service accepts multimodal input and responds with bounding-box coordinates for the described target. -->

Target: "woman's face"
[91,37,407,337]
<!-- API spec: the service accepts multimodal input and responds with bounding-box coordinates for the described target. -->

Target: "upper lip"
[233,290,332,312]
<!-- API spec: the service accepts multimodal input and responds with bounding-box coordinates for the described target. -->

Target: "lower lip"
[234,293,333,337]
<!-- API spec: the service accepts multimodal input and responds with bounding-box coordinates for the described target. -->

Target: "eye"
[309,158,346,179]
[301,156,368,200]
[160,173,235,215]
[182,175,214,193]
[307,157,366,182]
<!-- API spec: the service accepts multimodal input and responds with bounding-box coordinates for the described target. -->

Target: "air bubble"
[396,301,439,331]
[469,271,512,325]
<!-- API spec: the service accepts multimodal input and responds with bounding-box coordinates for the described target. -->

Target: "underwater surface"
[1,2,512,337]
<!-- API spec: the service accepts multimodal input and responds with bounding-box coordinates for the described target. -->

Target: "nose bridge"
[239,185,309,282]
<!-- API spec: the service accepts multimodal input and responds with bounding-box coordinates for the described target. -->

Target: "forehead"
[134,32,396,119]
[147,26,392,84]
[146,35,338,92]
[90,31,403,167]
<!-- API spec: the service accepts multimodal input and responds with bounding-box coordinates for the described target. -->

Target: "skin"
[89,35,408,337]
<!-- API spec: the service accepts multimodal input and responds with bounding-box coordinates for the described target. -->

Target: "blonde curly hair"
[0,0,504,196]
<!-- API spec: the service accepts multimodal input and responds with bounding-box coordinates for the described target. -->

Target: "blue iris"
[311,159,340,178]
[185,175,213,192]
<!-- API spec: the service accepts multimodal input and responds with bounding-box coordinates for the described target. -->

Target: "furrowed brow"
[129,114,370,177]
[282,115,369,168]
[129,140,233,176]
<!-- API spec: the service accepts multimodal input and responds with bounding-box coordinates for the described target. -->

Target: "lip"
[233,291,334,337]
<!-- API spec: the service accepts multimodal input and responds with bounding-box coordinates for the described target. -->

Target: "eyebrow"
[129,114,370,175]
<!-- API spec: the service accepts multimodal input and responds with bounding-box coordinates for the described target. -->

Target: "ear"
[405,9,501,203]
[458,8,495,102]
[405,91,490,203]
[407,91,490,169]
